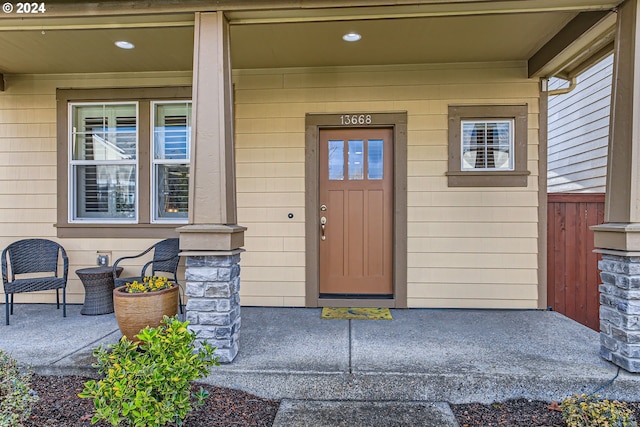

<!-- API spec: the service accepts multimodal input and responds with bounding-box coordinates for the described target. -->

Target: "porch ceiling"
[0,6,613,76]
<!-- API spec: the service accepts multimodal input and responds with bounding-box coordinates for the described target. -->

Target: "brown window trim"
[446,104,530,187]
[56,86,192,239]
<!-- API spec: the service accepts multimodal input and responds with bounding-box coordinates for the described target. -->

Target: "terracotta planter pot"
[113,285,179,340]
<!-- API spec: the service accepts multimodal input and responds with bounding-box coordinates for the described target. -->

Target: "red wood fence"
[547,193,605,331]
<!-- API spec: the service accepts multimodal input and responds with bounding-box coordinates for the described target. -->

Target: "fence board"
[547,193,605,331]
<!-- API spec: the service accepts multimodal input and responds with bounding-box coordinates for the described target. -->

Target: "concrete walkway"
[1,304,639,426]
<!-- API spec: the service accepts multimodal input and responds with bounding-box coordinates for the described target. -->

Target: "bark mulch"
[24,374,640,426]
[25,375,278,427]
[451,399,640,427]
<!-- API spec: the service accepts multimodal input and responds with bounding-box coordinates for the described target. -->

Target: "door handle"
[320,216,327,241]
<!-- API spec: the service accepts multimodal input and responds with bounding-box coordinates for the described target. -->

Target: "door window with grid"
[328,138,385,181]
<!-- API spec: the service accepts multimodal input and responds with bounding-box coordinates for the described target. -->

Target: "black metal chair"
[112,238,183,312]
[1,239,69,325]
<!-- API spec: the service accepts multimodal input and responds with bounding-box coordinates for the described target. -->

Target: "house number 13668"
[340,114,372,125]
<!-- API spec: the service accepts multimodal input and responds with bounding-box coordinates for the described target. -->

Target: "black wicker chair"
[1,239,69,325]
[112,238,183,312]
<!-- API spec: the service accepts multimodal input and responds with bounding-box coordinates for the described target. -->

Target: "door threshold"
[317,297,396,308]
[320,293,393,299]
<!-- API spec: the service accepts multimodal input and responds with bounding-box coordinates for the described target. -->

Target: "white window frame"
[68,101,139,224]
[150,100,192,224]
[460,119,514,172]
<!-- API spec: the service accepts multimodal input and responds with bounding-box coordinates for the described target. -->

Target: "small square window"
[461,120,513,171]
[447,105,529,187]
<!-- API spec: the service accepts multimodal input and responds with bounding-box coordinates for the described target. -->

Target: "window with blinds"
[447,104,528,187]
[152,102,191,222]
[68,100,192,224]
[461,120,513,171]
[70,103,138,221]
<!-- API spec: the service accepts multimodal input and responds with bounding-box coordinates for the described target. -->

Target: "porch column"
[593,0,640,372]
[179,11,245,363]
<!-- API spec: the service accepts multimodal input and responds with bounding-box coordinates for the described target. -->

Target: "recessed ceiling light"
[342,32,362,42]
[115,40,135,49]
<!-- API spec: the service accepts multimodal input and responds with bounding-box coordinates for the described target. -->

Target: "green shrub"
[0,349,38,427]
[561,393,638,427]
[79,316,219,427]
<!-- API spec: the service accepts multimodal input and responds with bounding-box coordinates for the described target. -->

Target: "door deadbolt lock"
[320,204,327,211]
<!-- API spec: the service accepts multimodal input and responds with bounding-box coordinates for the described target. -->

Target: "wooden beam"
[189,11,237,226]
[528,10,612,78]
[604,0,640,224]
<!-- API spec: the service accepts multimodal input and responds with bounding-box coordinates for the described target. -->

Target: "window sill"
[446,170,530,187]
[55,223,181,239]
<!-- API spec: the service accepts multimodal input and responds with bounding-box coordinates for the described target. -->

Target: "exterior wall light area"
[115,40,135,49]
[342,32,362,42]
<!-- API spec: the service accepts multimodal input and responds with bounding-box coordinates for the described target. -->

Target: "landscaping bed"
[25,375,279,427]
[24,374,640,426]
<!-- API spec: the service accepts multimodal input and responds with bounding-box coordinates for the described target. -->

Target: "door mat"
[321,307,392,320]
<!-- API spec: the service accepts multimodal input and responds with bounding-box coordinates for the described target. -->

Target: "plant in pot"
[113,276,179,340]
[79,316,219,427]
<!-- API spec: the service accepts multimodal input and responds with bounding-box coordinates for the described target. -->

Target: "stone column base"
[599,253,640,372]
[183,250,242,363]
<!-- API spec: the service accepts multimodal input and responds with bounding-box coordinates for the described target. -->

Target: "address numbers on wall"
[340,114,373,125]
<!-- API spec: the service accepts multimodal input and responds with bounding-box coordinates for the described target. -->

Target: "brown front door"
[319,128,393,296]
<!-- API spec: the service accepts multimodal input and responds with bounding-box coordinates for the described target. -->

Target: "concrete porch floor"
[1,304,638,426]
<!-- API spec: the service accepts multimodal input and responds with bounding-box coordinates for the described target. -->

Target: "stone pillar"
[599,254,640,372]
[179,11,245,363]
[184,251,242,363]
[592,0,640,372]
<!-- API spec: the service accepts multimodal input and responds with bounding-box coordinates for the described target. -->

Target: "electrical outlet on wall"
[96,251,111,266]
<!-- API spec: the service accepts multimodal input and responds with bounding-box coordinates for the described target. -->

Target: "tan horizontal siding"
[236,177,304,192]
[408,268,538,284]
[408,191,537,207]
[236,162,305,178]
[235,84,538,104]
[279,63,527,88]
[240,295,305,307]
[408,298,538,309]
[3,71,192,95]
[1,63,540,308]
[408,177,540,192]
[408,283,538,299]
[407,252,538,269]
[0,194,56,208]
[236,132,302,148]
[242,251,305,267]
[408,238,538,254]
[407,206,538,223]
[408,222,538,238]
[238,208,304,223]
[234,61,540,308]
[236,147,304,163]
[242,281,305,297]
[0,72,191,304]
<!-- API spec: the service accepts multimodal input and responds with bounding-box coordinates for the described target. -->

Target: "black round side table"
[75,266,123,315]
